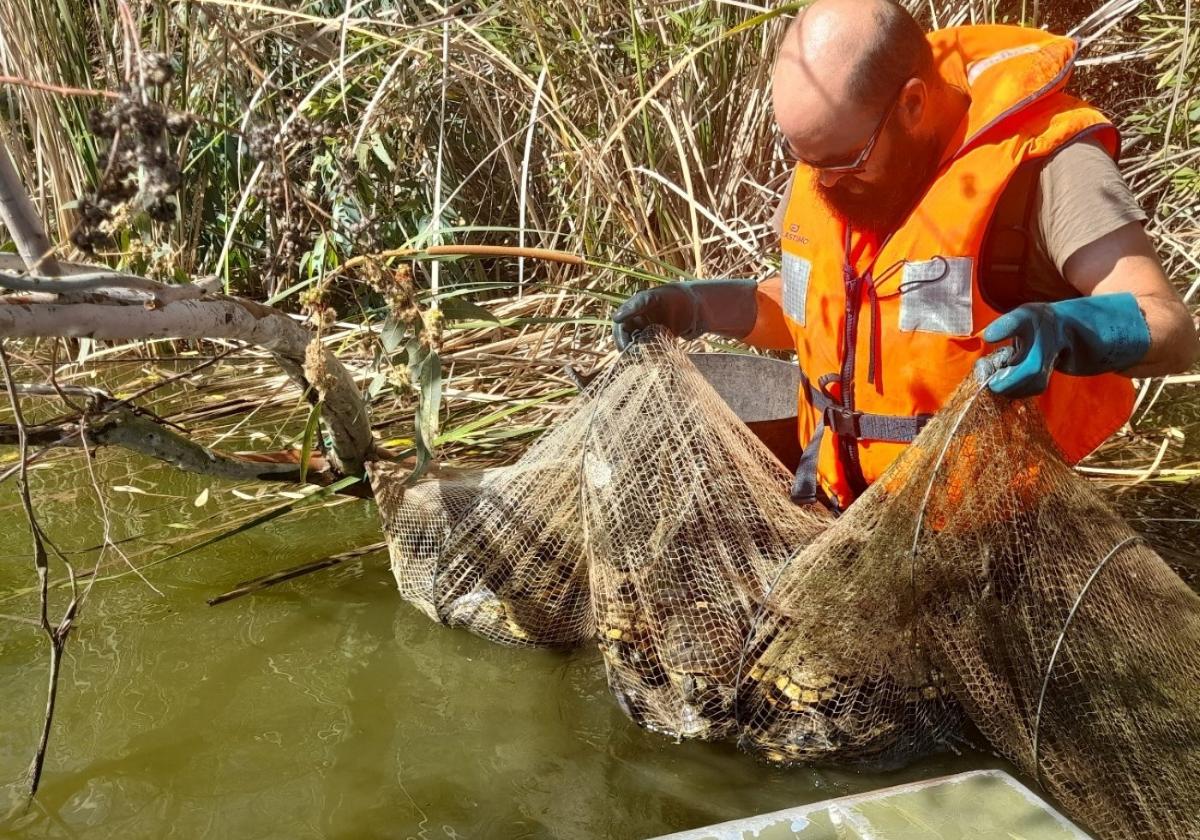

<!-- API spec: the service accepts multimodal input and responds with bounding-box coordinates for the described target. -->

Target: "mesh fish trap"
[369,331,1200,839]
[579,337,829,740]
[898,380,1200,839]
[738,376,1200,836]
[369,402,594,648]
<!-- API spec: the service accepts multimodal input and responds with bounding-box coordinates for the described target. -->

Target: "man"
[612,0,1198,511]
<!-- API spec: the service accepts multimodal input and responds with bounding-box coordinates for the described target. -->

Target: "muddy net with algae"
[370,331,1200,839]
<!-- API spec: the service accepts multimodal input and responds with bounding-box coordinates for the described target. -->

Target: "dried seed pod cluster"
[72,54,186,252]
[74,53,189,253]
[245,115,324,281]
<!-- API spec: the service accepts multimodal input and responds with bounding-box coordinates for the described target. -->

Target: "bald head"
[773,0,953,235]
[772,0,936,167]
[786,0,932,109]
[825,0,936,106]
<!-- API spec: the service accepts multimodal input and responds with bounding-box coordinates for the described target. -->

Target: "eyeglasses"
[777,81,907,175]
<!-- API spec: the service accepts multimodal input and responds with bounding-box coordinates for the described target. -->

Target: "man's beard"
[815,127,942,238]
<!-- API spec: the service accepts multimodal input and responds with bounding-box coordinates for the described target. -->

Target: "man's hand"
[981,293,1151,398]
[611,279,758,350]
[612,284,702,350]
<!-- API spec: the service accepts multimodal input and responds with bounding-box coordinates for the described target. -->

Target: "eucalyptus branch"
[0,411,352,487]
[0,268,212,304]
[1,377,190,433]
[87,408,340,484]
[0,290,375,475]
[0,346,372,490]
[6,342,233,432]
[0,143,59,274]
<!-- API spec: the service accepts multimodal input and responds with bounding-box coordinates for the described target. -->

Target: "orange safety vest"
[745,25,1134,511]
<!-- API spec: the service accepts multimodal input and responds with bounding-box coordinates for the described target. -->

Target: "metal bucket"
[688,352,802,472]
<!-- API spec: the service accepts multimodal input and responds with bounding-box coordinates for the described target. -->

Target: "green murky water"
[2,370,1198,840]
[0,447,1004,839]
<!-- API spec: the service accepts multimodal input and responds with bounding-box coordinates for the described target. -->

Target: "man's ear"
[898,77,927,129]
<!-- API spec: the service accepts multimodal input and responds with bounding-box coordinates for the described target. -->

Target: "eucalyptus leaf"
[371,135,396,170]
[381,315,408,353]
[439,296,500,323]
[367,371,388,399]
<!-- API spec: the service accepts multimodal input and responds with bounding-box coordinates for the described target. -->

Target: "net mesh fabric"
[578,338,829,739]
[903,381,1200,838]
[369,403,594,648]
[739,374,1200,837]
[734,441,965,767]
[370,331,1200,839]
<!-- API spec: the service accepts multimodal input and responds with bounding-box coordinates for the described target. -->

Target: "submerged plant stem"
[0,341,70,800]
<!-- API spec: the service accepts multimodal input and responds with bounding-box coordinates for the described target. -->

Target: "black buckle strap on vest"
[791,423,827,506]
[790,372,932,507]
[823,404,862,438]
[805,378,931,443]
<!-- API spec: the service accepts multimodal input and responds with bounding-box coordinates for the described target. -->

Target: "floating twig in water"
[206,541,387,606]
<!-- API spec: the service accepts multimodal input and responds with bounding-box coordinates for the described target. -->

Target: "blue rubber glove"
[977,292,1151,398]
[612,279,757,350]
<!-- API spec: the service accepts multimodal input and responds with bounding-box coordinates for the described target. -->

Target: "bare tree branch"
[0,267,211,304]
[0,423,83,447]
[90,409,346,484]
[0,412,370,490]
[0,292,376,475]
[0,144,58,274]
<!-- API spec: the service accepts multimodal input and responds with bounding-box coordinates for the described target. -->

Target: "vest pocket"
[782,252,812,326]
[898,256,974,336]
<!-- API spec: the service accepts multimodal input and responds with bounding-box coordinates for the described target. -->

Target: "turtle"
[412,474,592,648]
[595,591,674,733]
[736,619,962,768]
[593,565,752,741]
[740,660,956,767]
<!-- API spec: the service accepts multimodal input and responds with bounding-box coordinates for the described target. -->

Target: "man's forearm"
[1058,220,1198,379]
[1122,293,1199,378]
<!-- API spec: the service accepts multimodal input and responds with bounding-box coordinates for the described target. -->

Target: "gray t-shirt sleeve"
[1034,138,1148,274]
